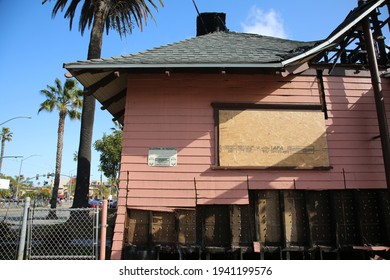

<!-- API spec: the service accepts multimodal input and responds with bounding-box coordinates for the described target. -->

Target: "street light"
[15,154,40,200]
[0,116,31,126]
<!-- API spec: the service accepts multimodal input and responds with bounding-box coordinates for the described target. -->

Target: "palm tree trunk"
[0,139,5,174]
[72,1,106,208]
[48,111,65,218]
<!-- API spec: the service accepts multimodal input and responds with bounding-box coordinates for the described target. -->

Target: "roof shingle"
[68,31,319,67]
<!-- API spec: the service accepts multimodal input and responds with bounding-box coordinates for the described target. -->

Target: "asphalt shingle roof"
[68,31,320,67]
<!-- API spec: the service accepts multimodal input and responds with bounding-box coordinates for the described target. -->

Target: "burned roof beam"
[84,71,120,96]
[371,9,389,66]
[101,88,127,110]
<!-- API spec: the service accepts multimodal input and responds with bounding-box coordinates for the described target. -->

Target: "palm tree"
[43,0,164,208]
[38,78,83,212]
[0,127,13,174]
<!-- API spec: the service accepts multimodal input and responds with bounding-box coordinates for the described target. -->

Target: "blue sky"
[0,0,363,184]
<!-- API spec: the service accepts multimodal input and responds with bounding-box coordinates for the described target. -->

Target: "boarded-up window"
[213,103,330,169]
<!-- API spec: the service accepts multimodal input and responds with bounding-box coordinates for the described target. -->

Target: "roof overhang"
[65,63,283,71]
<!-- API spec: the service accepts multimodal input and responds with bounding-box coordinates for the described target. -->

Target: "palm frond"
[54,78,63,95]
[38,99,56,113]
[63,0,83,30]
[40,89,56,101]
[44,0,164,37]
[68,109,81,120]
[1,127,13,141]
[38,78,83,118]
[79,0,94,35]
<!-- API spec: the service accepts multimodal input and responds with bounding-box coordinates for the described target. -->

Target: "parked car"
[88,199,103,208]
[109,200,117,208]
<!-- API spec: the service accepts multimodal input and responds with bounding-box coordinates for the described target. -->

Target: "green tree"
[0,127,13,174]
[94,126,122,192]
[38,78,83,212]
[0,189,11,199]
[43,0,164,208]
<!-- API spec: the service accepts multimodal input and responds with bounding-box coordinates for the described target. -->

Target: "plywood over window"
[213,103,330,169]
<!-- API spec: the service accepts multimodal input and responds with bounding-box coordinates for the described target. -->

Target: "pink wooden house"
[65,0,390,260]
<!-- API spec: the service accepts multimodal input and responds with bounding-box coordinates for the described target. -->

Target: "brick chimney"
[196,12,227,36]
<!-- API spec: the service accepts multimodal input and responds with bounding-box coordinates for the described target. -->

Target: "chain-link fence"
[0,198,103,260]
[0,204,24,260]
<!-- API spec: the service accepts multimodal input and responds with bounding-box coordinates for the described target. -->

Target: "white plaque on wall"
[148,147,177,166]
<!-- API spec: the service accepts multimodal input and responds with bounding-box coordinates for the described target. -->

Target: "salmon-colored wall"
[118,73,388,209]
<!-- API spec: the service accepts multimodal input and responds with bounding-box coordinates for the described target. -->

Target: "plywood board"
[219,109,329,168]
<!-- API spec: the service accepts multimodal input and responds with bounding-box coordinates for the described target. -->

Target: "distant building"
[0,178,10,190]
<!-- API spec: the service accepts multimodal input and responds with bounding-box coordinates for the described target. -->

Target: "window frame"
[211,102,332,170]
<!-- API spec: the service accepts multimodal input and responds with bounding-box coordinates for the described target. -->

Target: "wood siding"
[119,73,389,209]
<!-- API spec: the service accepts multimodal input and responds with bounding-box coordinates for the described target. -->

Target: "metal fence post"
[17,197,30,260]
[95,205,100,260]
[100,199,108,260]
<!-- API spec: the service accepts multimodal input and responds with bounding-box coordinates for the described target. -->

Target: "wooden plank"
[328,156,384,165]
[346,180,387,189]
[330,190,360,247]
[326,125,379,133]
[121,139,212,148]
[127,189,196,198]
[197,198,249,205]
[201,205,231,247]
[126,115,213,125]
[257,190,283,245]
[123,123,213,132]
[294,180,346,190]
[177,210,197,246]
[127,197,196,208]
[196,189,249,201]
[152,211,177,244]
[332,164,385,172]
[325,117,379,126]
[328,148,383,158]
[283,190,309,247]
[325,96,376,105]
[230,205,252,247]
[327,103,376,111]
[344,172,386,181]
[126,209,149,246]
[123,131,213,140]
[305,191,335,247]
[353,190,385,245]
[327,110,378,118]
[377,190,390,244]
[326,133,381,141]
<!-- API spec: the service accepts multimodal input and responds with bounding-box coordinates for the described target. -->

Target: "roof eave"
[64,62,284,71]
